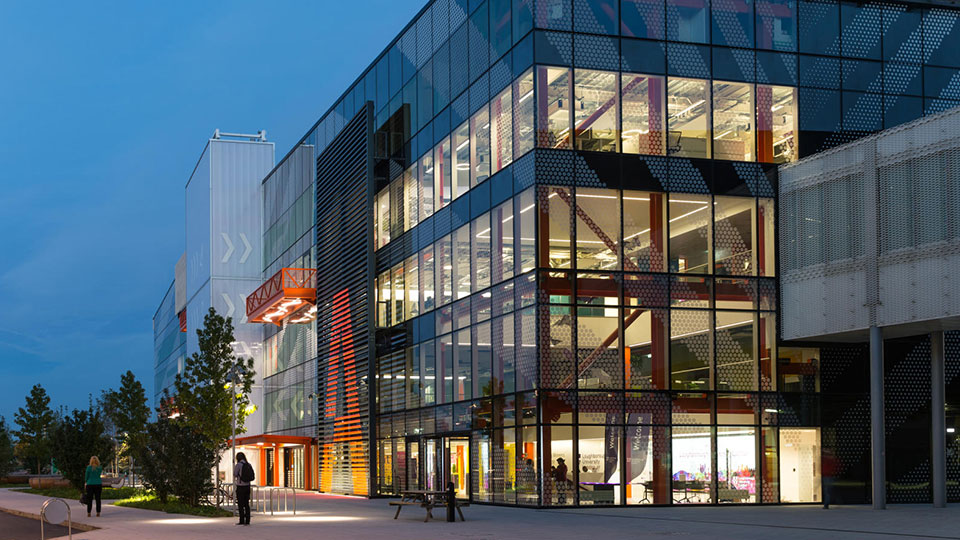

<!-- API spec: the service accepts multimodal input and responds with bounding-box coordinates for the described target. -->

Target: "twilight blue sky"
[0,1,422,421]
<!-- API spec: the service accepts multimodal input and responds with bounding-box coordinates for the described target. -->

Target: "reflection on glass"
[672,426,713,503]
[625,308,669,390]
[436,234,453,306]
[714,196,757,275]
[471,107,491,185]
[712,0,755,48]
[475,321,492,396]
[422,338,436,404]
[622,74,666,155]
[392,263,404,325]
[756,0,797,51]
[624,191,667,272]
[757,85,797,163]
[518,425,538,504]
[671,310,712,390]
[623,0,666,39]
[669,193,712,274]
[667,0,709,43]
[439,334,453,403]
[403,164,419,232]
[574,69,619,152]
[493,314,516,394]
[541,305,574,389]
[713,81,755,161]
[513,68,535,157]
[544,425,574,506]
[716,311,757,392]
[455,329,471,401]
[420,152,434,219]
[578,425,622,505]
[575,187,621,270]
[434,137,452,209]
[492,85,514,172]
[541,186,573,269]
[454,225,472,300]
[453,121,471,198]
[667,78,711,158]
[759,312,776,391]
[537,66,572,149]
[492,199,515,284]
[759,198,775,276]
[626,424,670,504]
[517,188,536,273]
[576,305,621,389]
[717,427,757,503]
[778,346,820,393]
[420,245,435,313]
[377,189,391,249]
[473,212,491,293]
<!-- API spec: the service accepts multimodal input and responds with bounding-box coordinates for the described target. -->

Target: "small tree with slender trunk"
[102,370,150,483]
[50,407,113,491]
[173,308,255,493]
[13,384,55,474]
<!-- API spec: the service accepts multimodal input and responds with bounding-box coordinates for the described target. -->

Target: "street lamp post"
[226,364,246,480]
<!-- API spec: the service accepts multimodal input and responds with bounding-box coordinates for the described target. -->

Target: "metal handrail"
[40,498,71,540]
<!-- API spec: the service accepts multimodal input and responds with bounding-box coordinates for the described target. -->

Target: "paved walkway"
[1,488,958,540]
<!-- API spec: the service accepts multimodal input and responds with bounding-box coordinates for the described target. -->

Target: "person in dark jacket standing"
[84,456,103,517]
[234,452,252,525]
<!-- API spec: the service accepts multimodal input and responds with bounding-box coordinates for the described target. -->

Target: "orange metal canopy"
[228,434,314,447]
[246,268,317,326]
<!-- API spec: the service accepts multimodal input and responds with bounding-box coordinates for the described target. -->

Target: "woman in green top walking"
[84,456,103,517]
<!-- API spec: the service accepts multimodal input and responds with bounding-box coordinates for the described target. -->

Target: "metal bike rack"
[40,498,72,540]
[268,487,296,515]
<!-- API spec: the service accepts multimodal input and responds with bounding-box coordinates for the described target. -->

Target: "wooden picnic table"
[390,489,469,522]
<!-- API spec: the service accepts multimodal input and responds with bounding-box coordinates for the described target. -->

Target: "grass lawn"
[0,483,29,488]
[14,486,141,500]
[113,493,233,517]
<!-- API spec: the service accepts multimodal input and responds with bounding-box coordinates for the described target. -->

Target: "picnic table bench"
[390,489,469,522]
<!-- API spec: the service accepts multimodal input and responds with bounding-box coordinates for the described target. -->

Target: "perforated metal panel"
[780,104,960,341]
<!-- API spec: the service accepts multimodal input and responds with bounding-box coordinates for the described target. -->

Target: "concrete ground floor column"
[870,325,885,509]
[931,331,946,508]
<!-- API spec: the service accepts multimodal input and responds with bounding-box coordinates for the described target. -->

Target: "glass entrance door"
[424,438,441,491]
[446,437,470,499]
[779,428,821,503]
[407,440,420,490]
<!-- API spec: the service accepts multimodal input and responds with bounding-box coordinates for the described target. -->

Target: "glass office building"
[243,0,960,505]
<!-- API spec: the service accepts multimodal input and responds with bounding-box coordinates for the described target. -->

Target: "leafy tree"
[173,308,255,468]
[0,417,16,478]
[138,400,212,505]
[50,407,113,490]
[13,384,55,474]
[102,371,150,479]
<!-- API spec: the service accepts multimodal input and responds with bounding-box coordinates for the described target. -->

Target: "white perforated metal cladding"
[780,105,960,341]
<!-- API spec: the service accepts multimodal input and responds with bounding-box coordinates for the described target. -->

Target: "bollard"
[446,482,455,523]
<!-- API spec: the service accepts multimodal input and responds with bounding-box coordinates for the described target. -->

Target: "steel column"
[869,325,885,509]
[931,331,946,508]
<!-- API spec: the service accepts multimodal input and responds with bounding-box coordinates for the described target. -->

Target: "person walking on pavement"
[234,452,255,525]
[84,456,103,517]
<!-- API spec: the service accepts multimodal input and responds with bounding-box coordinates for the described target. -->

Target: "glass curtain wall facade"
[261,144,318,439]
[153,281,186,405]
[254,0,960,501]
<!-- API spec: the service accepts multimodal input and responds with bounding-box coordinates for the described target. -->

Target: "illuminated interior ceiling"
[246,268,317,326]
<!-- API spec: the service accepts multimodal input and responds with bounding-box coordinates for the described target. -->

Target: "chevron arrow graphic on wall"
[222,292,235,317]
[239,233,252,264]
[221,232,235,263]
